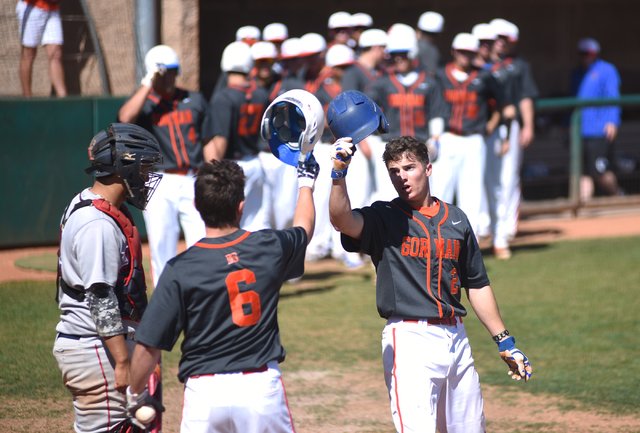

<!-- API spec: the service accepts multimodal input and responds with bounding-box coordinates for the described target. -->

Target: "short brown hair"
[195,160,245,228]
[382,136,430,167]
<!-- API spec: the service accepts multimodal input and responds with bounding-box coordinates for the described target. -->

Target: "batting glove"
[497,336,532,382]
[126,386,165,429]
[330,137,355,179]
[297,152,320,191]
[141,64,167,88]
[426,137,440,163]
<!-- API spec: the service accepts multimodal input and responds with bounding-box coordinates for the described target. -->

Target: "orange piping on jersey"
[437,202,456,318]
[391,201,441,318]
[406,71,427,137]
[173,90,190,167]
[148,93,161,104]
[392,328,405,433]
[356,63,379,85]
[150,92,183,168]
[388,74,409,136]
[444,64,478,134]
[269,81,283,102]
[490,57,513,73]
[194,231,251,249]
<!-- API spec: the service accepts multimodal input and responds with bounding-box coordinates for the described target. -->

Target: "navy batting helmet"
[327,90,389,144]
[85,123,163,210]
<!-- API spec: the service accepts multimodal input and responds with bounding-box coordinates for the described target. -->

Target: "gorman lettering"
[152,109,194,127]
[401,237,460,260]
[387,94,426,108]
[443,89,478,104]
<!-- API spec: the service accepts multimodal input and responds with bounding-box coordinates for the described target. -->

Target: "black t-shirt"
[135,227,307,382]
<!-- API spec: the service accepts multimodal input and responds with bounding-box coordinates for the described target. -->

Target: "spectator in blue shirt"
[570,38,622,200]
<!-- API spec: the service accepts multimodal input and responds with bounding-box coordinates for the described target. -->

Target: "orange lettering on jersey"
[225,252,239,265]
[451,268,459,295]
[446,239,453,259]
[454,240,460,260]
[401,237,411,256]
[419,238,429,258]
[466,103,479,119]
[410,237,420,257]
[443,89,478,104]
[387,94,426,108]
[435,238,445,258]
[152,109,194,127]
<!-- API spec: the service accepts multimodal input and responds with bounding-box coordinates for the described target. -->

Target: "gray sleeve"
[86,284,125,337]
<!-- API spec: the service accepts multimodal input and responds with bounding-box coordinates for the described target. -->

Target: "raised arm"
[328,138,365,240]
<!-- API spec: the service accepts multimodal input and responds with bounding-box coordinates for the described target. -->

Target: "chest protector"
[56,198,148,322]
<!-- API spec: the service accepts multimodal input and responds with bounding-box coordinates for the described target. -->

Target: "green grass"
[2,236,640,418]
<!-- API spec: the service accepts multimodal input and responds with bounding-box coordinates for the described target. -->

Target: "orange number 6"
[225,269,261,327]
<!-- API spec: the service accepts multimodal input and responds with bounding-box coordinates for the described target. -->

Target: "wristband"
[331,167,348,179]
[492,329,509,342]
[497,336,516,352]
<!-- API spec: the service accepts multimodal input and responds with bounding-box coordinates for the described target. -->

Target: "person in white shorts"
[16,0,67,97]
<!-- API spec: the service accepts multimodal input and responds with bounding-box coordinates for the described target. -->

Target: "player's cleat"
[494,247,512,260]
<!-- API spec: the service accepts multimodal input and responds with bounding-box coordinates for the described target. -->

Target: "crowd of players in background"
[120,10,622,281]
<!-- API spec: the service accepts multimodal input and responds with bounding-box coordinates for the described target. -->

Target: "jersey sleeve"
[196,92,217,141]
[518,60,539,100]
[486,72,506,108]
[134,263,185,351]
[275,226,308,280]
[73,218,121,289]
[341,204,388,257]
[210,91,234,139]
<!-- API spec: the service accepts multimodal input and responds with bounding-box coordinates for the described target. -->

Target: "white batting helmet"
[263,23,288,42]
[417,12,444,33]
[236,25,261,45]
[326,44,355,67]
[221,41,253,74]
[144,45,181,75]
[387,24,418,60]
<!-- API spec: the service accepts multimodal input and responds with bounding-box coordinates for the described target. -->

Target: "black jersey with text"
[342,199,490,320]
[367,71,444,142]
[132,88,215,171]
[134,227,308,382]
[210,82,270,159]
[434,63,506,136]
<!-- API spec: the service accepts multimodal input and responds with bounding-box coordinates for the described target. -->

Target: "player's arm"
[467,285,532,382]
[129,343,162,394]
[518,97,535,147]
[210,136,228,161]
[118,67,165,123]
[329,138,365,240]
[202,136,217,162]
[86,283,130,394]
[293,185,316,244]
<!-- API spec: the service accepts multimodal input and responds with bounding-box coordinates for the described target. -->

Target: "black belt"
[58,333,134,340]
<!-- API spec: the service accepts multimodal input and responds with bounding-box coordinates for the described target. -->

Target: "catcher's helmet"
[85,123,163,210]
[144,45,181,75]
[327,90,389,144]
[261,89,325,167]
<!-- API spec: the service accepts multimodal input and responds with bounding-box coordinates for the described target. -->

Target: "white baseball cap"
[299,33,327,56]
[359,29,387,48]
[326,44,355,67]
[221,41,254,74]
[490,19,519,42]
[235,26,261,44]
[452,33,479,52]
[280,38,303,59]
[263,23,288,42]
[387,24,418,59]
[578,38,600,54]
[251,41,277,61]
[472,23,498,41]
[417,12,444,33]
[328,11,352,29]
[351,12,373,28]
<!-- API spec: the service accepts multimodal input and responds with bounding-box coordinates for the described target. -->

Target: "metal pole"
[135,0,161,85]
[79,0,111,95]
[569,108,582,213]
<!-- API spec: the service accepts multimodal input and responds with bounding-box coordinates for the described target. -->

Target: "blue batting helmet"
[326,91,389,144]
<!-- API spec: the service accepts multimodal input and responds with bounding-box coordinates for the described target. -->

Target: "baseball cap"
[472,23,498,41]
[417,12,444,33]
[359,29,387,48]
[251,41,277,61]
[490,19,519,42]
[221,41,253,74]
[299,33,327,56]
[351,13,373,28]
[263,23,288,42]
[452,33,479,52]
[387,24,418,59]
[236,26,261,45]
[328,11,352,29]
[577,38,600,54]
[280,38,303,59]
[326,44,356,67]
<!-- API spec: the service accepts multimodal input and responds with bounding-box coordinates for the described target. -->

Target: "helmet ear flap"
[378,114,390,134]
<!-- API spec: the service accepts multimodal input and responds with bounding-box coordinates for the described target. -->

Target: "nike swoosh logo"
[452,220,461,225]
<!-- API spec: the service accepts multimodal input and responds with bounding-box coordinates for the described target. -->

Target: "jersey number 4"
[238,103,264,136]
[225,269,262,327]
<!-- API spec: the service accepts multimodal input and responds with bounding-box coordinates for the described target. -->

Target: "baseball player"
[118,45,215,287]
[415,11,445,76]
[486,19,539,258]
[350,12,373,54]
[327,11,354,49]
[210,41,271,231]
[367,25,445,202]
[127,153,320,432]
[329,134,532,433]
[16,0,67,97]
[54,123,164,433]
[430,33,512,237]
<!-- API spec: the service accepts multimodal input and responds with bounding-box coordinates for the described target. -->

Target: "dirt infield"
[2,208,640,432]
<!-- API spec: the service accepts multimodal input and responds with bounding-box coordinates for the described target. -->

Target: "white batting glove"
[126,386,165,429]
[497,337,532,382]
[141,64,167,88]
[330,137,355,179]
[297,152,320,191]
[426,137,440,163]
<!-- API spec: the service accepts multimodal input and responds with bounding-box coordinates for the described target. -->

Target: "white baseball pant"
[382,318,486,433]
[181,360,296,433]
[259,151,298,230]
[497,120,522,246]
[368,134,398,203]
[144,171,206,286]
[429,133,486,235]
[478,129,503,241]
[236,154,270,232]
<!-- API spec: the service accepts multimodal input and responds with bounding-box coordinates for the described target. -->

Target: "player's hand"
[331,137,355,178]
[604,122,617,142]
[141,64,167,88]
[519,125,534,148]
[498,337,532,382]
[499,139,510,156]
[126,386,166,429]
[426,137,440,163]
[297,152,320,190]
[113,362,130,394]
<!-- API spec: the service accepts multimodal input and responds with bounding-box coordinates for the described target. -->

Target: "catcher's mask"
[327,90,389,145]
[85,123,163,210]
[261,89,325,166]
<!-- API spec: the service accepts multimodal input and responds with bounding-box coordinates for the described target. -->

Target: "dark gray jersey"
[490,56,539,121]
[342,198,489,320]
[342,62,381,93]
[135,227,307,382]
